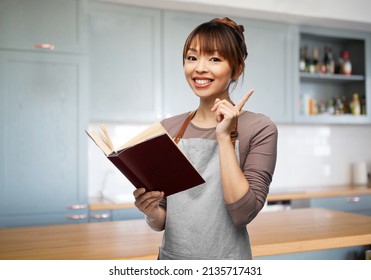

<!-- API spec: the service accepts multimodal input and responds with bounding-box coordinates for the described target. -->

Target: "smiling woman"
[131,17,278,260]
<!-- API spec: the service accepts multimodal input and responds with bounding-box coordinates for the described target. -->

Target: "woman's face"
[184,40,233,101]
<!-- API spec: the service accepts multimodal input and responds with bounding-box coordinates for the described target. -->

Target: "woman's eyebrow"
[187,47,198,52]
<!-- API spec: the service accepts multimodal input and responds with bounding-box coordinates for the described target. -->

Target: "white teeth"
[195,79,211,85]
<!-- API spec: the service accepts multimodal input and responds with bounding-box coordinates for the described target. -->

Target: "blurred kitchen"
[0,0,371,260]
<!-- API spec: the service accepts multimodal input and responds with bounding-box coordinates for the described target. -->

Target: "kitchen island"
[1,208,370,260]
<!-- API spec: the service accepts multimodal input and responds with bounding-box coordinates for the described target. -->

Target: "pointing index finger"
[236,89,254,111]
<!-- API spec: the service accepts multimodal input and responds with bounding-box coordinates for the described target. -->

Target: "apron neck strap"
[174,111,196,144]
[174,110,238,147]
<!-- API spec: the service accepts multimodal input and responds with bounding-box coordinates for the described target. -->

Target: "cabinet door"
[89,210,112,223]
[0,51,88,227]
[0,0,85,53]
[88,2,161,122]
[236,18,293,123]
[111,208,144,221]
[310,195,371,215]
[163,11,293,123]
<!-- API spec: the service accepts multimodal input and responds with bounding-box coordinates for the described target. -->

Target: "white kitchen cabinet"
[0,0,88,228]
[0,0,86,53]
[162,11,293,123]
[0,51,88,227]
[87,2,162,122]
[235,18,294,123]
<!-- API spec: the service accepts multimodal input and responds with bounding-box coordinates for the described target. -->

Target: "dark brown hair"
[182,17,248,81]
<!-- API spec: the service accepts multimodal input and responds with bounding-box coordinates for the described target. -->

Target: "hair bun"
[212,17,244,35]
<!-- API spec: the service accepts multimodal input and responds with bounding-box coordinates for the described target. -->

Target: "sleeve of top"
[226,116,278,227]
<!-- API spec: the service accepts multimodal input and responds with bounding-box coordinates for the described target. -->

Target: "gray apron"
[159,112,252,260]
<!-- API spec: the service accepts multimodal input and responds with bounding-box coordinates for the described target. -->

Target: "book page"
[87,122,174,155]
[85,130,113,156]
[100,125,115,153]
[117,122,169,151]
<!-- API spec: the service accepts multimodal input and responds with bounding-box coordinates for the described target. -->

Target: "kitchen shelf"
[295,27,370,124]
[300,73,365,82]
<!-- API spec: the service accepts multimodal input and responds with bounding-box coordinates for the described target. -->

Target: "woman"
[133,17,278,259]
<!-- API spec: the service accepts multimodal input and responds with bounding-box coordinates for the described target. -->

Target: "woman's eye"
[186,56,197,61]
[210,57,221,62]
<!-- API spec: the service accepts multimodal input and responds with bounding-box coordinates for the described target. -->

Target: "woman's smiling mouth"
[194,78,213,87]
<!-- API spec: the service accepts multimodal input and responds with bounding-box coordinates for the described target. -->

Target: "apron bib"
[159,112,252,260]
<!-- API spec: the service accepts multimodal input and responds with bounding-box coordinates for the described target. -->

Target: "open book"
[86,122,205,197]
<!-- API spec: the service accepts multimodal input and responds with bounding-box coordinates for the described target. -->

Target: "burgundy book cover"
[108,134,205,196]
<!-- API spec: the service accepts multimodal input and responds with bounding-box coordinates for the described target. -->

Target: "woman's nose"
[195,58,208,73]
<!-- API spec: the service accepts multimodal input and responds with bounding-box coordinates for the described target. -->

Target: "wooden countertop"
[1,208,371,260]
[89,185,371,210]
[268,185,371,201]
[248,208,371,257]
[89,197,134,211]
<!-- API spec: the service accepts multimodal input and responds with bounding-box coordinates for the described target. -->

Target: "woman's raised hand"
[211,89,254,140]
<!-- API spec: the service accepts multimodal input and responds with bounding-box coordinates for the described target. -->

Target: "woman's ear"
[232,64,243,81]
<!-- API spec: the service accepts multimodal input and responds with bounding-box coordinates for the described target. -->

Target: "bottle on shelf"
[312,47,320,73]
[327,98,335,115]
[339,50,352,75]
[319,98,327,114]
[334,96,344,115]
[320,46,328,73]
[342,95,350,114]
[305,47,315,73]
[299,46,307,72]
[326,47,335,74]
[350,93,361,116]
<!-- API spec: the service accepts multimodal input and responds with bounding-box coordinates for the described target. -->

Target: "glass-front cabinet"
[295,26,371,124]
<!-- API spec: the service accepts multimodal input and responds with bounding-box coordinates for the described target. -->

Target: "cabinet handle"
[346,197,360,203]
[68,204,87,210]
[33,43,55,50]
[67,214,87,220]
[90,214,111,219]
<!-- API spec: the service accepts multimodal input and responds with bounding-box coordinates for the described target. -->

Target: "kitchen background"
[1,0,371,227]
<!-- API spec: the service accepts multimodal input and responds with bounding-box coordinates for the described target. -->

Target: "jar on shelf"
[339,50,352,75]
